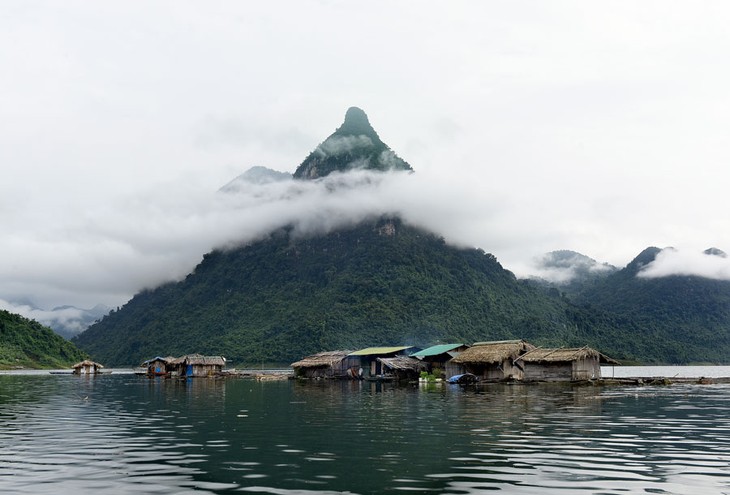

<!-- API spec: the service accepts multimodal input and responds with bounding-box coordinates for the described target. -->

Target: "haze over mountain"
[73,108,730,366]
[72,109,576,365]
[0,309,88,369]
[5,3,730,328]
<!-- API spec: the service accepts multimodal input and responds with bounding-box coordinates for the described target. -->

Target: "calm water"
[1,373,729,494]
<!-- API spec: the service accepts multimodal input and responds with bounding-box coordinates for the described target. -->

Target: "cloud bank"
[5,162,729,330]
[639,248,730,281]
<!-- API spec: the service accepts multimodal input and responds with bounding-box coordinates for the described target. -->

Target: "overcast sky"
[3,1,730,316]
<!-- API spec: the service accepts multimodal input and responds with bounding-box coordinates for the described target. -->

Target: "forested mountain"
[72,108,730,366]
[0,310,88,369]
[568,247,730,363]
[530,250,617,299]
[73,218,583,365]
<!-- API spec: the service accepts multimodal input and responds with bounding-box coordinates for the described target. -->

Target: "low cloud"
[316,135,374,156]
[0,299,109,338]
[525,251,616,284]
[638,248,730,280]
[3,163,729,317]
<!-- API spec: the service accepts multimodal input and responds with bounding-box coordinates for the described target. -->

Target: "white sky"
[3,1,730,312]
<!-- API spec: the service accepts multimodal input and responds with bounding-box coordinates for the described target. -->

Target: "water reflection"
[0,375,729,494]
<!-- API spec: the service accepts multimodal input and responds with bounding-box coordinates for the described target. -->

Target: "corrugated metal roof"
[348,346,413,356]
[411,344,465,358]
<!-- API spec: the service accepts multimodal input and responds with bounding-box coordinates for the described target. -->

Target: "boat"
[447,373,478,384]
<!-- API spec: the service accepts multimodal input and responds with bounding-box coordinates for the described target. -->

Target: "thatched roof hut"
[377,356,425,372]
[171,354,226,377]
[450,340,534,365]
[515,346,620,381]
[377,356,426,381]
[291,351,351,369]
[517,347,620,365]
[450,340,535,381]
[173,354,226,367]
[291,351,352,379]
[72,360,104,374]
[347,346,416,379]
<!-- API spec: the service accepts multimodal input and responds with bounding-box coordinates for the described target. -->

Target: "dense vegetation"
[74,218,605,366]
[572,248,730,364]
[72,108,730,366]
[0,310,88,369]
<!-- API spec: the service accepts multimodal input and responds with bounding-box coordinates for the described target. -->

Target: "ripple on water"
[1,376,730,494]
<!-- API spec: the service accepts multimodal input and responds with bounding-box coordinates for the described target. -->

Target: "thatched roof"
[450,340,535,365]
[72,360,104,369]
[291,351,351,369]
[378,356,425,372]
[516,347,620,365]
[172,354,226,366]
[141,356,175,366]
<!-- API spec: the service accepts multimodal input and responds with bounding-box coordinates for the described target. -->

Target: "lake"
[1,371,729,494]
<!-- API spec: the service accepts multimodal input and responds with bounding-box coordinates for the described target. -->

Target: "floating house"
[347,346,417,380]
[515,347,620,382]
[291,350,352,379]
[450,340,535,381]
[411,343,469,378]
[171,354,226,377]
[141,356,174,376]
[377,355,427,381]
[72,360,104,375]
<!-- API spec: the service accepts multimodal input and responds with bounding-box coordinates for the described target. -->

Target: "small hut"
[377,356,426,381]
[291,351,352,379]
[141,356,175,376]
[450,340,535,381]
[516,347,620,381]
[411,343,469,379]
[172,354,226,377]
[72,360,104,375]
[347,346,416,379]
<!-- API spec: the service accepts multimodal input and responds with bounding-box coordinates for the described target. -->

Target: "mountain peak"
[704,247,727,258]
[337,107,380,141]
[625,246,662,274]
[293,107,413,180]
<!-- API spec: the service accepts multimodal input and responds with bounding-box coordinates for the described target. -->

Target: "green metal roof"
[411,344,465,358]
[348,346,413,356]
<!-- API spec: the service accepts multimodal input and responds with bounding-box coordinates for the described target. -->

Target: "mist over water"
[1,374,729,494]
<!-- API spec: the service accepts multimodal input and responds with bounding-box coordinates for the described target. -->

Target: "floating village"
[59,339,729,385]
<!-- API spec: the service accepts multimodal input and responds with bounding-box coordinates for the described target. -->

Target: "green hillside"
[0,310,88,369]
[571,247,730,364]
[73,218,583,366]
[72,108,730,366]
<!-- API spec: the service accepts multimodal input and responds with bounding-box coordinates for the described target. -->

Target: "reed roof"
[172,354,226,366]
[291,351,351,369]
[72,360,104,369]
[450,340,534,364]
[517,347,620,365]
[377,356,425,372]
[141,356,175,366]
